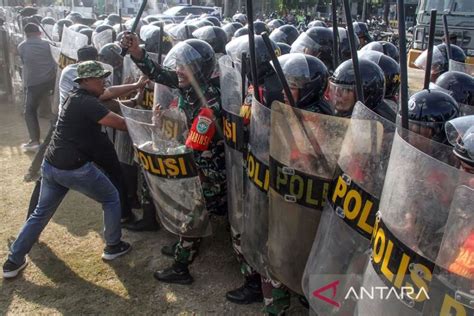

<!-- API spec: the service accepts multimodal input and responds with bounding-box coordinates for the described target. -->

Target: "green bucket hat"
[73,61,111,83]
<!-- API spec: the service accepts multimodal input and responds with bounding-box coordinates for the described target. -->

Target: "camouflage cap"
[73,60,111,82]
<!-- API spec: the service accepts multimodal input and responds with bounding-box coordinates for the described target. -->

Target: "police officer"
[352,22,373,48]
[327,59,395,121]
[260,53,332,315]
[120,34,226,284]
[290,27,334,72]
[269,24,299,46]
[415,43,466,82]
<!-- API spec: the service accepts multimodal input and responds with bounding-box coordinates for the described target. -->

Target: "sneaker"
[21,141,40,152]
[102,241,131,260]
[3,259,28,279]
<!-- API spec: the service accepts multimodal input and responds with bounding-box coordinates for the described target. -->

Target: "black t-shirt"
[45,89,111,170]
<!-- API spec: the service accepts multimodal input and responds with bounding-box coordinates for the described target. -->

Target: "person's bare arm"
[99,76,148,101]
[98,112,127,131]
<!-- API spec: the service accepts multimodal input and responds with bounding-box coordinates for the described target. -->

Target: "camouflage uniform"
[132,51,226,265]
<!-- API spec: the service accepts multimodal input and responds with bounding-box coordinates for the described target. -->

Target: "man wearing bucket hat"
[3,61,131,279]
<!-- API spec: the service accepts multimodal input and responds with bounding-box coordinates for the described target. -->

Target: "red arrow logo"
[312,280,341,308]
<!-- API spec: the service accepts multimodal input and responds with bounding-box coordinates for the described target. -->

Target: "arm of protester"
[98,112,127,131]
[99,76,148,101]
[120,32,179,88]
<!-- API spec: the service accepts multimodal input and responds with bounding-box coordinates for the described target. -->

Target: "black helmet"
[19,6,37,17]
[232,13,247,25]
[192,26,227,54]
[66,12,83,24]
[291,27,333,71]
[99,43,123,69]
[69,24,89,33]
[233,27,249,38]
[277,53,329,109]
[267,19,284,32]
[437,43,466,73]
[352,22,372,44]
[308,20,328,28]
[98,14,107,20]
[205,16,221,27]
[139,25,172,54]
[222,22,243,42]
[163,39,216,85]
[225,35,280,82]
[445,116,474,167]
[277,42,291,55]
[79,28,93,44]
[269,25,299,45]
[252,21,270,35]
[406,89,459,143]
[41,17,56,25]
[359,50,400,99]
[435,71,474,114]
[189,18,214,29]
[168,24,197,42]
[338,27,359,61]
[106,13,122,26]
[53,19,73,41]
[360,41,400,62]
[94,24,116,41]
[329,59,385,116]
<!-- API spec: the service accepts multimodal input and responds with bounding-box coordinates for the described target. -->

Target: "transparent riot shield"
[219,55,245,235]
[423,185,474,315]
[449,60,474,76]
[358,129,471,316]
[241,97,271,277]
[302,101,396,314]
[92,29,114,51]
[268,101,351,295]
[120,103,212,237]
[123,52,159,109]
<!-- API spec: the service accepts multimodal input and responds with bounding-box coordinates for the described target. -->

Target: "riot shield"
[449,60,474,76]
[123,52,159,109]
[241,97,271,277]
[219,55,245,235]
[267,101,351,295]
[120,103,212,237]
[92,29,114,51]
[358,129,472,316]
[302,101,396,314]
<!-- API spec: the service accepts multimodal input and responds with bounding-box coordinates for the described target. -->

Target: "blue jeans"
[9,161,122,265]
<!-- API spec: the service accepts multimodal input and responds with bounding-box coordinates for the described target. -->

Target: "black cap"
[24,23,40,33]
[77,45,98,62]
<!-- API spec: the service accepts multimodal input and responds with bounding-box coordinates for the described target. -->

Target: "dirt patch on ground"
[0,101,309,315]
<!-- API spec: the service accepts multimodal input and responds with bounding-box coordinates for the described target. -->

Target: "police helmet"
[163,39,216,85]
[278,53,329,109]
[329,59,385,116]
[192,26,228,54]
[359,50,400,99]
[406,89,459,143]
[269,24,299,45]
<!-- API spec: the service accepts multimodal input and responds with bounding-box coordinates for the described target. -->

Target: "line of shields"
[217,54,473,315]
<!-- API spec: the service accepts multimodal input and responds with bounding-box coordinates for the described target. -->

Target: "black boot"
[161,241,178,257]
[123,202,159,232]
[153,262,193,285]
[226,274,263,304]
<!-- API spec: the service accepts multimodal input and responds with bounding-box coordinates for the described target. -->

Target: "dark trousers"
[24,80,55,142]
[27,117,57,177]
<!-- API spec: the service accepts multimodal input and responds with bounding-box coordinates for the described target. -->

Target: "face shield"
[414,46,447,76]
[327,81,356,116]
[449,59,474,76]
[290,32,321,56]
[445,117,474,166]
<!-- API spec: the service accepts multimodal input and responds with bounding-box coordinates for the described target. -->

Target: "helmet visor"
[327,81,356,114]
[290,32,320,55]
[414,46,446,74]
[449,59,474,76]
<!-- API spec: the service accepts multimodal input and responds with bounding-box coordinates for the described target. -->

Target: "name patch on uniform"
[246,150,270,193]
[328,167,379,240]
[135,147,197,179]
[269,156,330,209]
[222,109,245,152]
